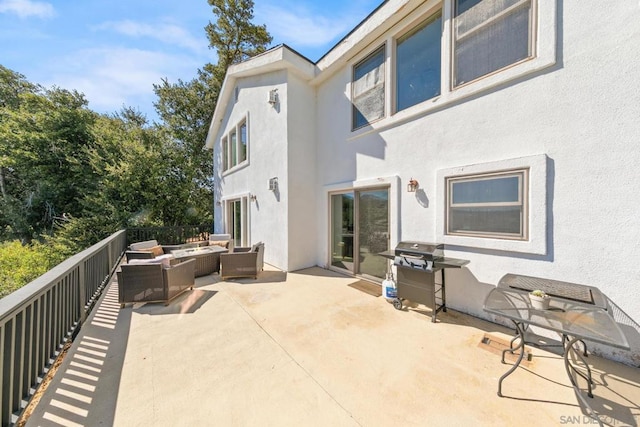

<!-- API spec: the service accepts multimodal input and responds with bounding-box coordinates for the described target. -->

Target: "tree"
[204,0,272,78]
[1,67,97,242]
[153,1,272,227]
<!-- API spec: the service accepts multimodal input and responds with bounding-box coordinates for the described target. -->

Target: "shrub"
[0,240,69,298]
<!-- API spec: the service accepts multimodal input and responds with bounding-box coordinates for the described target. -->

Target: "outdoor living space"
[25,265,640,427]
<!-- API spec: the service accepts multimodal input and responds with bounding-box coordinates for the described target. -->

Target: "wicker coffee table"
[171,246,228,277]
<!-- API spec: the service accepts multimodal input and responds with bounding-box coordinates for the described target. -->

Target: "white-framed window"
[445,169,528,239]
[453,0,533,87]
[436,154,547,255]
[222,136,229,172]
[352,45,385,130]
[222,116,249,173]
[396,10,442,112]
[348,0,555,136]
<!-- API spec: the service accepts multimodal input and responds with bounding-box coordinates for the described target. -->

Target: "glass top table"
[483,276,629,426]
[483,286,629,350]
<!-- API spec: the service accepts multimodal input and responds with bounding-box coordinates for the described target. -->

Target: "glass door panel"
[330,193,354,271]
[228,198,247,247]
[357,189,389,279]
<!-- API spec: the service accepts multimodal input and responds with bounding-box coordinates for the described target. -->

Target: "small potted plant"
[529,289,550,310]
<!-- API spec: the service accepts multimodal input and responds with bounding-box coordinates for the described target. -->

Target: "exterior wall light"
[268,177,278,191]
[250,194,257,202]
[268,89,278,105]
[407,178,419,193]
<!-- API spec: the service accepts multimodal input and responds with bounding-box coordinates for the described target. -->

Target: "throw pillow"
[210,240,229,249]
[148,245,165,257]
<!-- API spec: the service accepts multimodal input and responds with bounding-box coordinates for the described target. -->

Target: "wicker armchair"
[220,242,264,280]
[117,258,196,307]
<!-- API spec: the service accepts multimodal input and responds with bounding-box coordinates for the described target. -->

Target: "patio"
[24,265,640,426]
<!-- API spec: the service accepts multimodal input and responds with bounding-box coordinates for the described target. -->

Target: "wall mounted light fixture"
[268,177,278,191]
[268,89,278,105]
[407,178,419,193]
[250,194,257,202]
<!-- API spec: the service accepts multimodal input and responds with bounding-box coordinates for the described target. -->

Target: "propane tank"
[382,272,397,302]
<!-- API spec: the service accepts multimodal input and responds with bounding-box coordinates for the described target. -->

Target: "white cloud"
[0,0,54,19]
[45,47,203,118]
[95,19,208,54]
[255,3,355,48]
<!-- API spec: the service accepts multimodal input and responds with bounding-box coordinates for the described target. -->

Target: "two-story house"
[205,0,640,364]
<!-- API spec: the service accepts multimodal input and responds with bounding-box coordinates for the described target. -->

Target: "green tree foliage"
[153,0,272,218]
[1,66,98,242]
[205,0,272,76]
[0,240,70,298]
[0,1,272,296]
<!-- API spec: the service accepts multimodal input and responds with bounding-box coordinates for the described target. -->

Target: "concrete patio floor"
[24,265,640,427]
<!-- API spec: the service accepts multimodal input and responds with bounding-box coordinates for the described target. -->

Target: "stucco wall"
[314,1,640,364]
[213,70,290,271]
[286,73,318,271]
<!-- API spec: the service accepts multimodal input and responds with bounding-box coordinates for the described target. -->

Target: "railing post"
[78,262,87,324]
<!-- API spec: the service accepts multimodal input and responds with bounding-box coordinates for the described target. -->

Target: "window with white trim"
[222,136,229,172]
[396,11,442,112]
[352,46,385,130]
[349,0,553,133]
[453,0,533,87]
[446,169,528,240]
[222,117,248,172]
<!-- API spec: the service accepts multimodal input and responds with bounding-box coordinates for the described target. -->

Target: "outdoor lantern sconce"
[407,178,419,193]
[250,194,257,202]
[268,177,278,191]
[268,89,278,105]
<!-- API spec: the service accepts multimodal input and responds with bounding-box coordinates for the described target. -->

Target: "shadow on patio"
[23,265,640,427]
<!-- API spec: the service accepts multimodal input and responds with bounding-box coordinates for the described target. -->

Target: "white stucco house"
[205,0,640,365]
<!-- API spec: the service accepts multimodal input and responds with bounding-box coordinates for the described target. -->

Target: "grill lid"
[395,241,444,259]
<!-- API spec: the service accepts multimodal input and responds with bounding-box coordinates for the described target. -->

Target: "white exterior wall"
[313,1,640,364]
[286,73,318,271]
[209,1,640,365]
[213,70,290,271]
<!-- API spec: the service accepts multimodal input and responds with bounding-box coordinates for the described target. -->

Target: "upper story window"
[446,169,528,240]
[453,0,533,87]
[396,11,442,112]
[349,0,554,134]
[352,46,385,130]
[222,117,248,173]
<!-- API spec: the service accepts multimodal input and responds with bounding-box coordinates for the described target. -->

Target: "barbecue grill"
[378,241,469,322]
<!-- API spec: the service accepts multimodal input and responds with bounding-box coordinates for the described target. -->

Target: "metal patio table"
[483,275,629,426]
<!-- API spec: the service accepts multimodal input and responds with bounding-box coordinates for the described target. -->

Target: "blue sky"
[0,0,381,122]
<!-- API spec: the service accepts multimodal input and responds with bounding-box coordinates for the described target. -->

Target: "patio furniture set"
[117,234,265,307]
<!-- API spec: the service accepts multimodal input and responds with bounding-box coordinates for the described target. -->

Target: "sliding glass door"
[330,187,389,280]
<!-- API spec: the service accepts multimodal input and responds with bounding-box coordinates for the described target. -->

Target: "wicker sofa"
[126,239,206,262]
[117,258,195,307]
[220,242,265,280]
[126,236,234,262]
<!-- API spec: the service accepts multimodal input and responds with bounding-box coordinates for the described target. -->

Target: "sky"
[0,0,381,122]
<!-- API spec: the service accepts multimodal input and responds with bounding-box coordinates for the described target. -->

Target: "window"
[453,0,533,87]
[352,46,385,130]
[230,129,237,168]
[221,116,248,172]
[222,136,229,172]
[396,11,442,112]
[446,169,528,239]
[239,120,247,164]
